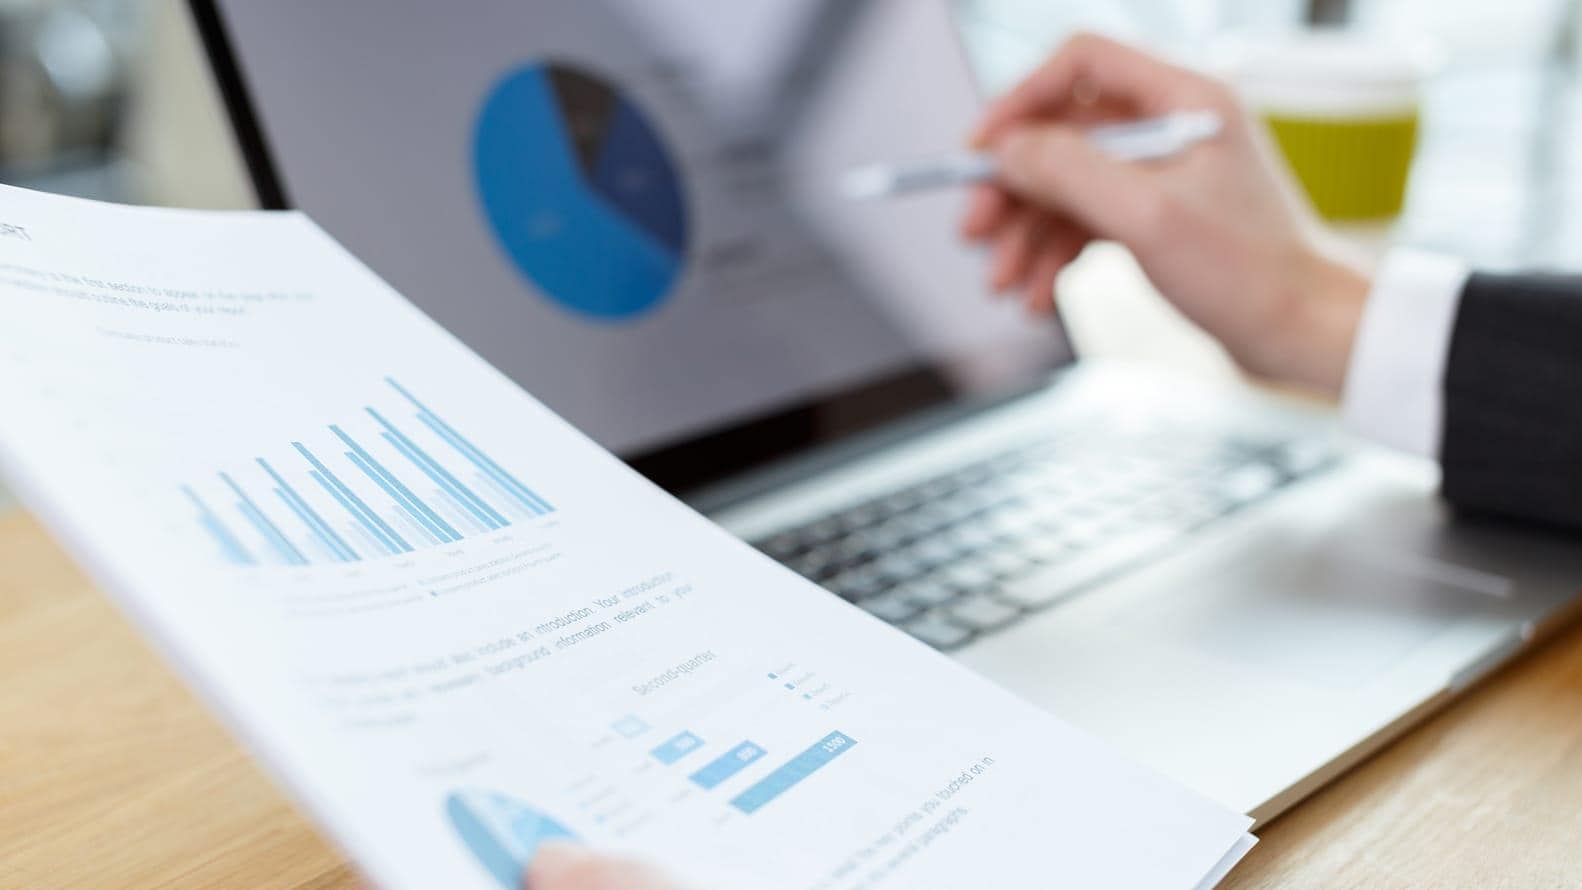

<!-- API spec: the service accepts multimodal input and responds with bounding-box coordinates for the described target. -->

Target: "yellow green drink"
[1224,32,1434,222]
[1264,111,1419,221]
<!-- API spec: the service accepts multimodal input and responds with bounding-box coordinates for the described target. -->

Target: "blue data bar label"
[690,741,767,790]
[650,731,704,764]
[730,731,855,814]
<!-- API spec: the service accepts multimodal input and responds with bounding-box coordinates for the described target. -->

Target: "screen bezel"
[185,0,1072,497]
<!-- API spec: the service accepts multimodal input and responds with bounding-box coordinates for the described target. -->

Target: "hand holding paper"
[0,185,1252,888]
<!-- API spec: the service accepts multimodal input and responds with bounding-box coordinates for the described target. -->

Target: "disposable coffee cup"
[1220,32,1437,222]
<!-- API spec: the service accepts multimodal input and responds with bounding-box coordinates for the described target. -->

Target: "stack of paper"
[0,186,1252,888]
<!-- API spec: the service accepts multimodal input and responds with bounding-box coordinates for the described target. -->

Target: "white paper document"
[0,186,1252,888]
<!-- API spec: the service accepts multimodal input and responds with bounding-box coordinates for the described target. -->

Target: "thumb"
[993,123,1159,245]
[524,841,591,887]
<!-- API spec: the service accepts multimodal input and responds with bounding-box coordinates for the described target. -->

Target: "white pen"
[842,109,1224,200]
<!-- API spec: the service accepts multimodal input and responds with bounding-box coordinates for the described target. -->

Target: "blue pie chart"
[474,61,689,321]
[446,789,578,889]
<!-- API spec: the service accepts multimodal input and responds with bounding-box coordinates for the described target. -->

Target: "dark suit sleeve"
[1440,272,1582,529]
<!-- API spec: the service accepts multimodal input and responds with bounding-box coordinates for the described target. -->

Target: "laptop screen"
[193,0,1073,494]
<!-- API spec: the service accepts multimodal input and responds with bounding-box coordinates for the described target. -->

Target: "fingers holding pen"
[988,206,1047,294]
[960,183,1015,241]
[1023,220,1090,315]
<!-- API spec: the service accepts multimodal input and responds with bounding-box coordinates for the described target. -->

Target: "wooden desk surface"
[4,507,1582,888]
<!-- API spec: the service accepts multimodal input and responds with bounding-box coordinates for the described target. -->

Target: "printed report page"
[0,186,1251,889]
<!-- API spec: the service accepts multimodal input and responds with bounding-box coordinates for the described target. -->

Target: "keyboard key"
[898,539,955,572]
[839,502,885,529]
[982,509,1038,540]
[755,532,803,559]
[893,510,947,539]
[995,526,1177,610]
[980,547,1033,578]
[805,517,846,543]
[898,579,961,609]
[864,521,911,552]
[881,488,926,514]
[861,592,922,624]
[825,568,885,602]
[946,487,1000,516]
[828,533,877,565]
[902,614,975,650]
[783,551,827,579]
[948,523,1000,551]
[946,594,1022,631]
[1013,535,1072,564]
[937,562,997,592]
[872,552,929,585]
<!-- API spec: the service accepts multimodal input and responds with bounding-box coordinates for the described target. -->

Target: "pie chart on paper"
[473,61,689,321]
[446,789,578,889]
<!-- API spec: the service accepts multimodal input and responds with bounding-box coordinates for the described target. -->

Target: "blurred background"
[2,0,1582,511]
[4,0,1582,266]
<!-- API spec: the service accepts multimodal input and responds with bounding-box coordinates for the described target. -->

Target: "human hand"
[523,842,687,890]
[962,33,1371,395]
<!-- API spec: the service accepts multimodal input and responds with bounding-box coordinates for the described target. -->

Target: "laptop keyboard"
[752,424,1337,651]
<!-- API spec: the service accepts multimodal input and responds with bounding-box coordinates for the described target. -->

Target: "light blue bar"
[416,412,548,517]
[236,499,306,565]
[377,425,501,531]
[474,471,533,520]
[310,469,399,556]
[275,488,338,562]
[345,449,449,544]
[345,518,386,559]
[442,494,488,535]
[236,498,301,564]
[333,425,461,542]
[200,515,255,565]
[182,485,255,565]
[690,741,767,790]
[387,377,553,515]
[294,442,411,553]
[378,429,501,532]
[729,731,855,814]
[220,472,306,565]
[259,458,358,562]
[368,407,508,529]
[611,715,650,739]
[650,730,705,765]
[395,505,443,546]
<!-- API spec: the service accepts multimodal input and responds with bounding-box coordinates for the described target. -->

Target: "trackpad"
[1180,546,1510,688]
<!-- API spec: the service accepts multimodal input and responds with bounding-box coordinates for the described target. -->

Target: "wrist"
[1247,246,1370,396]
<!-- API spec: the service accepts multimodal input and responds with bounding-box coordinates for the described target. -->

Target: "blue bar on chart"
[388,377,555,517]
[296,442,412,555]
[650,731,705,764]
[611,715,650,739]
[183,378,556,567]
[183,485,256,566]
[334,424,461,543]
[221,471,307,566]
[258,457,359,562]
[729,731,855,815]
[689,741,767,790]
[369,406,508,531]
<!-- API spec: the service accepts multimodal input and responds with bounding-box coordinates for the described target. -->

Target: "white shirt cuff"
[1340,248,1470,457]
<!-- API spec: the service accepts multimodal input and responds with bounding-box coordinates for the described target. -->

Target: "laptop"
[187,0,1582,823]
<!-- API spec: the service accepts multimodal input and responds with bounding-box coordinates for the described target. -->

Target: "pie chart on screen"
[473,61,689,321]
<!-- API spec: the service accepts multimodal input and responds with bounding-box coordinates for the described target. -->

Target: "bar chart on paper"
[183,378,554,567]
[558,660,863,839]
